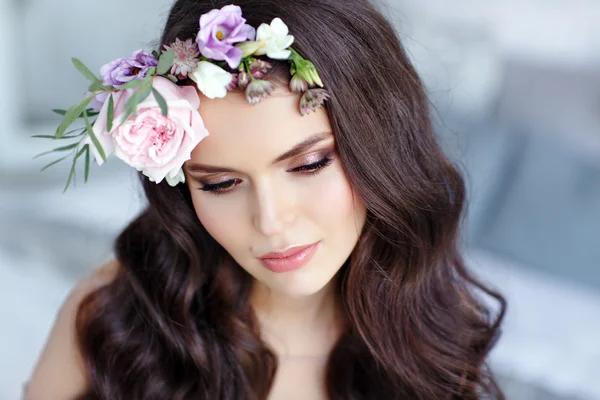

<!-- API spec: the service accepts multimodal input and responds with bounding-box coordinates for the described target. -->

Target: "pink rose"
[88,76,207,185]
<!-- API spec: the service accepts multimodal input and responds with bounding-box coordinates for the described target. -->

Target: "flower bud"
[236,41,262,58]
[226,73,239,91]
[246,79,274,104]
[289,74,308,93]
[249,59,272,79]
[237,71,250,89]
[299,88,330,115]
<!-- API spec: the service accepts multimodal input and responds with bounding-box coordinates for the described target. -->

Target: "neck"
[250,278,344,358]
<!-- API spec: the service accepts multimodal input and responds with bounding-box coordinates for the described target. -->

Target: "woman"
[26,0,505,399]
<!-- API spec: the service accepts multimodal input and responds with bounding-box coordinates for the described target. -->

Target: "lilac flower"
[99,50,158,86]
[249,59,272,79]
[163,38,200,79]
[245,79,274,104]
[196,5,256,69]
[299,88,330,115]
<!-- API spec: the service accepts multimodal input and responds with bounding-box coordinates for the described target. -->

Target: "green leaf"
[88,81,105,92]
[40,155,69,171]
[32,128,85,140]
[152,50,160,59]
[55,97,93,138]
[106,94,114,132]
[63,160,77,193]
[33,142,78,159]
[146,67,157,78]
[152,88,168,116]
[52,109,67,116]
[157,50,174,75]
[86,109,100,117]
[115,79,143,90]
[31,135,60,139]
[31,131,83,140]
[75,144,87,160]
[72,58,101,84]
[83,110,107,162]
[84,146,90,182]
[122,84,152,123]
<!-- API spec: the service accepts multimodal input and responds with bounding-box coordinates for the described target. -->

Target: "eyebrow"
[185,132,332,174]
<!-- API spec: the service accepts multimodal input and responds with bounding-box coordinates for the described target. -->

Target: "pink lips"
[258,241,321,273]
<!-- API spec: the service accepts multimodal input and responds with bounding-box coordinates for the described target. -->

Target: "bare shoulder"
[24,260,120,400]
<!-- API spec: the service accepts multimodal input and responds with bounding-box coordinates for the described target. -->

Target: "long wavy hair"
[75,0,506,399]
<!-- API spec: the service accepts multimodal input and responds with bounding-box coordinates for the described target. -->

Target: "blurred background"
[1,0,599,399]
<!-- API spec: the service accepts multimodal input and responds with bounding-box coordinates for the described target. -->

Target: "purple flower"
[99,50,158,87]
[196,5,256,69]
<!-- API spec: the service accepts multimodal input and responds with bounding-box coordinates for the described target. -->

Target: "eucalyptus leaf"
[157,50,174,75]
[72,58,101,85]
[75,145,87,160]
[65,128,86,136]
[83,110,107,162]
[106,94,115,132]
[152,88,168,116]
[33,142,78,159]
[40,155,69,171]
[55,97,93,138]
[146,67,157,78]
[34,128,86,139]
[63,160,77,193]
[88,81,105,92]
[122,84,152,123]
[152,50,160,59]
[84,146,90,182]
[116,79,143,90]
[31,135,61,140]
[31,131,83,140]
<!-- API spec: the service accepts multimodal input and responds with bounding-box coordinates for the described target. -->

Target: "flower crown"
[36,5,329,192]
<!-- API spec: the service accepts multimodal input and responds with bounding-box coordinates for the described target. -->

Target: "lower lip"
[259,241,321,273]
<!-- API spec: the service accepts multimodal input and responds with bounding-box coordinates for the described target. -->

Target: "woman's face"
[185,89,366,298]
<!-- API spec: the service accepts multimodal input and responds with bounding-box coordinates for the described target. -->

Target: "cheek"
[190,193,246,253]
[306,162,365,232]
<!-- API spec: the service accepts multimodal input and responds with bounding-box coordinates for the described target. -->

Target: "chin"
[261,269,339,298]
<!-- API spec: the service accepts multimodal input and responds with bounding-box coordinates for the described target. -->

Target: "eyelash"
[198,154,335,194]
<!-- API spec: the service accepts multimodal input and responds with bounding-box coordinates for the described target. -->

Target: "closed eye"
[198,153,335,195]
[289,153,334,174]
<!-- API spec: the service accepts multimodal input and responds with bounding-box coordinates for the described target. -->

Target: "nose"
[252,181,296,237]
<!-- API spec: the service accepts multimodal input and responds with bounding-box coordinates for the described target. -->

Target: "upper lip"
[258,241,319,259]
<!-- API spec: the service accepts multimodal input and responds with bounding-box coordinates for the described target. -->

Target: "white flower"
[254,18,294,60]
[189,61,233,99]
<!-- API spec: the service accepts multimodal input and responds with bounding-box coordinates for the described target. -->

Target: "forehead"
[190,90,332,165]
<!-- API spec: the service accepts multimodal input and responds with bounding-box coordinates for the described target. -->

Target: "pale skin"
[25,88,366,400]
